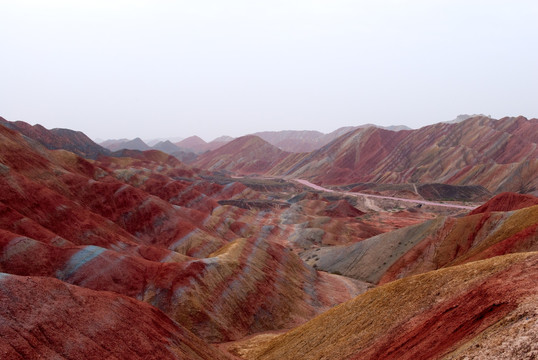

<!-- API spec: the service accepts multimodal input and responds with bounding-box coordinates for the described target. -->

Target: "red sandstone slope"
[0,227,369,342]
[0,273,231,360]
[270,116,538,193]
[243,252,538,360]
[254,125,410,153]
[270,126,406,180]
[194,135,291,175]
[0,122,369,343]
[305,193,538,284]
[470,191,538,215]
[0,116,110,159]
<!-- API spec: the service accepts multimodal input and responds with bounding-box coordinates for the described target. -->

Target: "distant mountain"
[175,135,208,153]
[170,124,410,155]
[212,135,235,142]
[151,140,182,154]
[150,140,200,163]
[0,116,110,159]
[175,135,234,154]
[253,130,325,153]
[267,116,538,194]
[145,136,184,146]
[101,137,199,163]
[101,137,151,152]
[206,136,235,151]
[194,135,290,175]
[253,125,411,153]
[98,138,129,151]
[444,113,488,124]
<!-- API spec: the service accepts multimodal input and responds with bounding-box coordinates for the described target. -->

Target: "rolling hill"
[267,116,538,194]
[238,251,538,360]
[194,135,291,175]
[2,114,538,359]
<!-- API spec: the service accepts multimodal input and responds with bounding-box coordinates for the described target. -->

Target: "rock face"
[243,252,538,360]
[0,273,232,360]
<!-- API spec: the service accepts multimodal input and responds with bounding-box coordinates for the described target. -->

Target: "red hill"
[270,116,538,194]
[470,192,538,215]
[0,121,367,344]
[176,135,209,153]
[194,135,290,175]
[319,199,365,217]
[0,117,109,159]
[242,252,538,360]
[0,273,231,360]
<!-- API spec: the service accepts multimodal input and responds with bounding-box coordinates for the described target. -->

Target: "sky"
[1,1,537,142]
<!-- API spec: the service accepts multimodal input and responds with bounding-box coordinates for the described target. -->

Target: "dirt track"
[294,179,477,210]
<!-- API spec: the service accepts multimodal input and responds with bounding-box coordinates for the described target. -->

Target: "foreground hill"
[0,273,232,360]
[268,116,538,194]
[194,135,291,175]
[240,252,538,360]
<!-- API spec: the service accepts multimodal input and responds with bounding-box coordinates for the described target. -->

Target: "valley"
[0,115,537,359]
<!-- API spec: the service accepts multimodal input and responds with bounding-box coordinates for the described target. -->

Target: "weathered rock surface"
[267,116,538,193]
[0,273,232,360]
[305,194,538,284]
[194,135,290,175]
[241,252,538,360]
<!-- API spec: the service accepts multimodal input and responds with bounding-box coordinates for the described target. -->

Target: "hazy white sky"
[1,1,537,141]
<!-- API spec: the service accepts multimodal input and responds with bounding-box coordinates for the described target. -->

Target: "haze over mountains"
[99,123,412,158]
[1,114,537,359]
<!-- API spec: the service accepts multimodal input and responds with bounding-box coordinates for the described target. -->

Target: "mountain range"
[0,114,537,359]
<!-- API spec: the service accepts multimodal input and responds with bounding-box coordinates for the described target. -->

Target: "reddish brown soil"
[0,273,231,359]
[470,192,538,215]
[318,199,365,217]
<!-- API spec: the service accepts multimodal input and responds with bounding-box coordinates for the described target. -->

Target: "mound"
[245,252,538,360]
[0,230,368,342]
[318,199,365,217]
[194,135,290,175]
[470,191,538,215]
[0,273,231,360]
